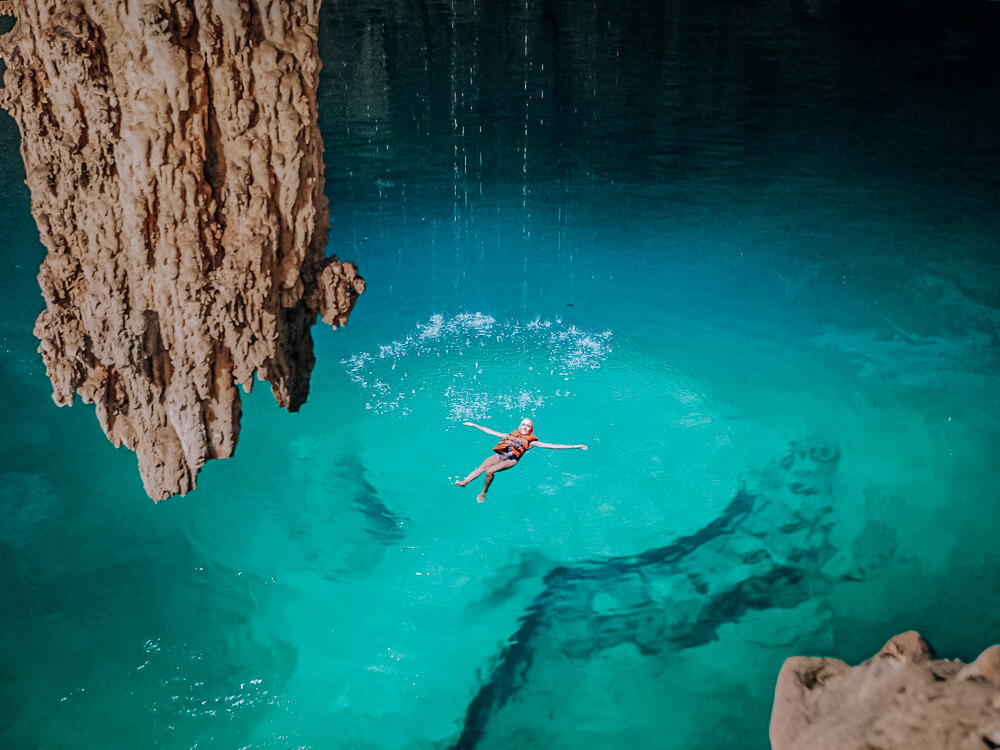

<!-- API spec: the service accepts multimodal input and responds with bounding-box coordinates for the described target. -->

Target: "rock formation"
[771,631,1000,750]
[0,0,363,499]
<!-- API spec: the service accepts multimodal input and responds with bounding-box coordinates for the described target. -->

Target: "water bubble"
[342,313,612,417]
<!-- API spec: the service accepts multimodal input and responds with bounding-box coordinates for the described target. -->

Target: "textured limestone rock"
[0,0,363,499]
[771,631,1000,750]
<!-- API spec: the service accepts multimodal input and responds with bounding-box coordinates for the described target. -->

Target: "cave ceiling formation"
[0,0,363,500]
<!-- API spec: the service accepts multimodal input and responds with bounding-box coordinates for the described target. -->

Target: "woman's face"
[518,419,534,435]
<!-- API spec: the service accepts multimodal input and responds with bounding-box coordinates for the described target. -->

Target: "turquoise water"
[2,1,999,747]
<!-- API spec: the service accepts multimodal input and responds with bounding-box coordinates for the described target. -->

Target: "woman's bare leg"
[477,459,518,502]
[456,454,500,486]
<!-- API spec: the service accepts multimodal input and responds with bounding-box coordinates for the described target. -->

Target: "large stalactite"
[0,0,364,500]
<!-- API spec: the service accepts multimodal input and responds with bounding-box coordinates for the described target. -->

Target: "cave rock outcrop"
[0,0,363,499]
[771,631,1000,750]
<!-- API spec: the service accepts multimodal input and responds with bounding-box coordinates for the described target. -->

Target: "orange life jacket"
[494,430,538,459]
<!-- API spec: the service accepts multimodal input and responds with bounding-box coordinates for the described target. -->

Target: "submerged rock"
[771,631,1000,750]
[451,439,855,749]
[0,0,363,499]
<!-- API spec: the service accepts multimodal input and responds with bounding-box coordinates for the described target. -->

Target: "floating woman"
[455,418,588,502]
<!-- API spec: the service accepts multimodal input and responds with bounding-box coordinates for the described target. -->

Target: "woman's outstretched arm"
[533,441,588,450]
[463,421,506,438]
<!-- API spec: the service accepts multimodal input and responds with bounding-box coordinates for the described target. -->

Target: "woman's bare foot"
[476,493,486,503]
[455,479,468,486]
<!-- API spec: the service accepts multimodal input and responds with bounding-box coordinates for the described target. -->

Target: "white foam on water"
[342,313,613,417]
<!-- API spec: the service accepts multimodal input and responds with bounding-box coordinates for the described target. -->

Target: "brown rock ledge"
[0,0,364,500]
[771,631,1000,750]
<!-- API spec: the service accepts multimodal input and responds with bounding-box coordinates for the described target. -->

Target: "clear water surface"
[1,1,999,748]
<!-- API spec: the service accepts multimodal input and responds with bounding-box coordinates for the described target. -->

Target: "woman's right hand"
[463,421,477,427]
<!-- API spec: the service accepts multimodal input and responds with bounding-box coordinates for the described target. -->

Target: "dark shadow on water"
[275,455,408,578]
[450,439,897,749]
[335,454,408,545]
[465,550,554,613]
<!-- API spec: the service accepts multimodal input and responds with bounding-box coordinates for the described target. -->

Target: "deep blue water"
[1,1,999,748]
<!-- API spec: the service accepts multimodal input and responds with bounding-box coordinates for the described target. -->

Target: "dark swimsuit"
[493,447,519,462]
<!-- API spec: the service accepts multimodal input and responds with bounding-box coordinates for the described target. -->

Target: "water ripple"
[343,313,613,417]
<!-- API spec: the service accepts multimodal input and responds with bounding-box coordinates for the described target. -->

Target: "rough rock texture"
[771,631,1000,750]
[0,0,363,499]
